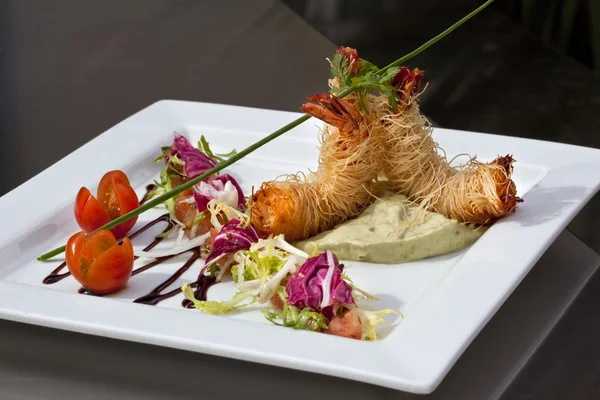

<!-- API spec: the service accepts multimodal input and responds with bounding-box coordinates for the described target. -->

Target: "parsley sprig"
[329,53,401,112]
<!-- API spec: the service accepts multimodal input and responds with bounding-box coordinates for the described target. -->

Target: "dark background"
[1,0,600,398]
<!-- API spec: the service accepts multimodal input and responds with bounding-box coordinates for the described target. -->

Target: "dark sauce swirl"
[139,184,157,206]
[43,263,69,284]
[42,184,217,307]
[42,213,173,284]
[182,275,216,308]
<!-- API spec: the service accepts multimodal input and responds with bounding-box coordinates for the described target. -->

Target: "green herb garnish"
[198,135,238,163]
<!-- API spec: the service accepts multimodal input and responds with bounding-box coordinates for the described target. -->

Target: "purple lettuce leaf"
[166,134,217,178]
[286,250,355,319]
[193,174,246,212]
[201,218,259,276]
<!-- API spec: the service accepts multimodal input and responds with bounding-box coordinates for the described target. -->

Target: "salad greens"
[263,302,329,332]
[182,283,257,315]
[285,250,354,319]
[147,133,241,223]
[198,135,238,163]
[354,308,399,342]
[202,217,260,281]
[183,226,399,340]
[166,134,217,178]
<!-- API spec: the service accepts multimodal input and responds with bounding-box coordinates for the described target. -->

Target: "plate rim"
[1,99,599,394]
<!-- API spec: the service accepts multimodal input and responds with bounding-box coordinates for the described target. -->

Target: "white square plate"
[1,100,599,395]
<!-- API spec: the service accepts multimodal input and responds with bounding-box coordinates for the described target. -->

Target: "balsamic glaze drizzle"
[139,184,156,206]
[42,184,217,307]
[42,213,173,285]
[42,263,69,284]
[182,275,217,309]
[78,287,108,297]
[133,249,201,305]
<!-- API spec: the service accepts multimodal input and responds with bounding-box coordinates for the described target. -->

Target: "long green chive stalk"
[37,0,494,261]
[37,113,314,261]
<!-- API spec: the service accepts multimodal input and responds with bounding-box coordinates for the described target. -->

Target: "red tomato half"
[74,187,111,233]
[74,170,140,238]
[97,170,131,214]
[66,230,134,294]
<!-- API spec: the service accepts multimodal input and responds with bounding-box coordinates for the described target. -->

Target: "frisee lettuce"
[182,282,257,315]
[263,303,328,332]
[158,166,176,218]
[146,151,188,219]
[185,240,299,316]
[257,256,300,303]
[144,157,179,219]
[249,235,308,260]
[206,199,250,231]
[152,146,172,163]
[167,154,185,167]
[353,307,400,341]
[231,251,287,284]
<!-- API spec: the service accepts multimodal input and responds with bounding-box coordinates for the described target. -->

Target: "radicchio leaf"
[285,250,355,319]
[166,134,217,178]
[201,218,259,276]
[193,174,245,212]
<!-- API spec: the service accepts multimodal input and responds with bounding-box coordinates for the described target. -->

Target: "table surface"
[1,0,600,398]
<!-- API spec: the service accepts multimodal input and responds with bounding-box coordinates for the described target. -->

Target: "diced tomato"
[174,189,212,238]
[169,173,187,189]
[269,293,285,310]
[326,308,362,340]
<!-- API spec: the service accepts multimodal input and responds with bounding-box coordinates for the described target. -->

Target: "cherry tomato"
[96,171,139,237]
[96,170,131,214]
[74,170,139,238]
[74,187,111,233]
[66,230,134,294]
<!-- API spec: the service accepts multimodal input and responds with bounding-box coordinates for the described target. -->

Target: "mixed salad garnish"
[183,229,397,340]
[57,132,399,341]
[149,133,244,238]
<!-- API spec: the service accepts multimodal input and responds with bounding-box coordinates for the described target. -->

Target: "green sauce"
[294,184,485,264]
